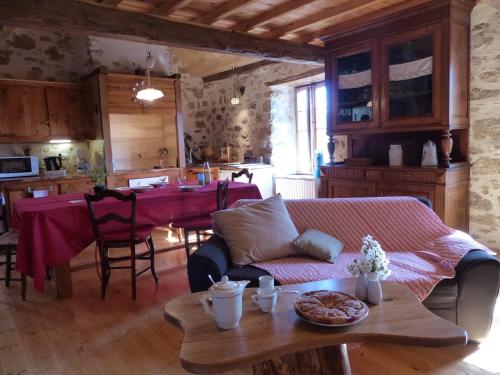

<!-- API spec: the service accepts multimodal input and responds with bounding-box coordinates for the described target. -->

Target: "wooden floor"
[1,232,499,375]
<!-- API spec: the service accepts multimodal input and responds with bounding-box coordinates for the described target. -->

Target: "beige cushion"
[293,229,344,263]
[211,194,300,266]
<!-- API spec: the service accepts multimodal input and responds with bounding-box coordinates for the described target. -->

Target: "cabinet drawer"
[324,167,365,180]
[383,169,437,183]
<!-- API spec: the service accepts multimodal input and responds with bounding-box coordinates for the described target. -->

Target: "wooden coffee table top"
[164,279,467,374]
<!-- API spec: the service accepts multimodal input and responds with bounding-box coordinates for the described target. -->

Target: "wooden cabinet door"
[0,83,50,138]
[327,41,380,133]
[377,182,436,207]
[327,179,375,198]
[46,86,93,139]
[380,24,442,128]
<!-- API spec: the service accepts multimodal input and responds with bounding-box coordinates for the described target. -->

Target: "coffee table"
[164,278,467,374]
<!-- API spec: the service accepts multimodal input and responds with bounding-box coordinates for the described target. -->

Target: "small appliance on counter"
[421,140,438,167]
[0,156,39,178]
[44,155,63,171]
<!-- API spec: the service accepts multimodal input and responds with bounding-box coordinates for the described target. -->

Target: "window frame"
[294,81,326,174]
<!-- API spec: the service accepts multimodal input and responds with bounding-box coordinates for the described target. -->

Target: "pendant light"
[135,45,164,102]
[230,65,240,105]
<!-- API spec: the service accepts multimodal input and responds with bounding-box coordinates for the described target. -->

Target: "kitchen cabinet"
[183,167,220,183]
[106,168,181,188]
[85,71,185,172]
[0,79,95,142]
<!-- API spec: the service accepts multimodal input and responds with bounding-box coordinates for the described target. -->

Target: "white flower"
[348,235,391,280]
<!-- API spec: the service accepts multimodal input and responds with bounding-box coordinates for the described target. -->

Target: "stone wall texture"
[470,3,500,251]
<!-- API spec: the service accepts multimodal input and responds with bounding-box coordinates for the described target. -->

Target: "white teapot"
[201,276,250,329]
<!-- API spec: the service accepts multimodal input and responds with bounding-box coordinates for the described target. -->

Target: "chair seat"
[0,230,19,247]
[171,216,212,230]
[100,227,153,243]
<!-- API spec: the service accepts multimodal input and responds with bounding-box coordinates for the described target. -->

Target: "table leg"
[54,261,73,299]
[253,344,351,375]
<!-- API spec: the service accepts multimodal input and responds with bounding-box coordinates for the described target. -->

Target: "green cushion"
[293,229,344,263]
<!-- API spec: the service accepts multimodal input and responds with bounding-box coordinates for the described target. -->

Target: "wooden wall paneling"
[448,12,471,129]
[162,113,180,167]
[174,79,186,168]
[0,83,49,137]
[109,113,167,170]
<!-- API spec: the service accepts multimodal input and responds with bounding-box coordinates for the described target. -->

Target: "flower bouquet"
[348,235,391,304]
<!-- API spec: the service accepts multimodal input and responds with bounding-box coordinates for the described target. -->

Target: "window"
[295,82,328,174]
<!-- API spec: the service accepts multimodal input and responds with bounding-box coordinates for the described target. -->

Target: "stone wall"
[470,3,500,251]
[183,63,314,162]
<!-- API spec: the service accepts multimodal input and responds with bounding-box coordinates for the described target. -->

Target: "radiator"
[275,176,318,199]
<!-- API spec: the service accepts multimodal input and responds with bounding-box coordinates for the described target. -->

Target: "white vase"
[367,279,383,305]
[354,273,367,301]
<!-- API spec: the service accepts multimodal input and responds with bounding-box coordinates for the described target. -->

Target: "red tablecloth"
[12,182,261,292]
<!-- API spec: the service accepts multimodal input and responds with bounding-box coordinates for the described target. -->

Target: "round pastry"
[295,290,368,325]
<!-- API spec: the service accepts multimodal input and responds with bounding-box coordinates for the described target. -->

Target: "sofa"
[187,198,500,341]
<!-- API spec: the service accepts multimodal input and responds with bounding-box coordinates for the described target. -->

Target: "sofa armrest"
[454,250,500,341]
[187,235,232,293]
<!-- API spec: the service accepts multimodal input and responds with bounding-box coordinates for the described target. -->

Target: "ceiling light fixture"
[134,45,164,103]
[230,65,240,106]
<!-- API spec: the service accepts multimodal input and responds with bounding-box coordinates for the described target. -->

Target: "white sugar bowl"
[201,276,250,330]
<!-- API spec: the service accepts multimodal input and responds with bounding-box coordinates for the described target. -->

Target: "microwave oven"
[0,156,40,179]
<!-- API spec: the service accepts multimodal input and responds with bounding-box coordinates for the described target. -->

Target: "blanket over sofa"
[235,197,491,301]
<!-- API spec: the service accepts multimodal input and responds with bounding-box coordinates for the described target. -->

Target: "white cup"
[251,288,278,313]
[259,275,275,290]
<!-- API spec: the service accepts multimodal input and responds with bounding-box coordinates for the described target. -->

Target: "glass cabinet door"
[381,25,441,126]
[334,45,379,129]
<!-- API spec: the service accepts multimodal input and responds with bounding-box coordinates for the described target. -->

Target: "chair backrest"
[231,168,253,183]
[84,190,137,242]
[216,179,230,211]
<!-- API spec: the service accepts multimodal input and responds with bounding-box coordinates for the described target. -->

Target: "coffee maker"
[44,155,63,171]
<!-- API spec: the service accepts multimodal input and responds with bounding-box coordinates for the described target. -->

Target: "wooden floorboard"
[0,233,498,375]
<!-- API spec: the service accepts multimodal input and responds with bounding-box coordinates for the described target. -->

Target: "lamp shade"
[136,87,164,101]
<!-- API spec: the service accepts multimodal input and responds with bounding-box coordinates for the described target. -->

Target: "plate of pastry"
[294,290,369,327]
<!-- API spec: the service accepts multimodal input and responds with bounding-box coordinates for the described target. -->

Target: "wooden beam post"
[152,0,195,16]
[203,60,278,82]
[0,0,323,64]
[195,0,259,25]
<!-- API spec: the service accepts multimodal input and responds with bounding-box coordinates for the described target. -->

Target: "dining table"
[12,181,262,298]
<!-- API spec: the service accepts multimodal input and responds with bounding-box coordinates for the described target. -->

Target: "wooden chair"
[0,230,27,300]
[172,179,229,258]
[231,168,253,183]
[84,190,158,299]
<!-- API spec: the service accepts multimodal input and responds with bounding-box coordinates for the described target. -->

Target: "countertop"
[0,174,91,186]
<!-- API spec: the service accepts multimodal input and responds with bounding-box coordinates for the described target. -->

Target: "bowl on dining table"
[130,185,153,193]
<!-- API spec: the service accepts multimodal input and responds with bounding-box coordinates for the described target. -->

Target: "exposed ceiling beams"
[195,0,259,25]
[152,0,195,16]
[99,0,122,5]
[234,0,312,33]
[0,0,323,64]
[266,0,379,39]
[203,60,278,82]
[480,0,500,10]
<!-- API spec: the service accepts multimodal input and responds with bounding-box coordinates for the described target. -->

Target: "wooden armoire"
[319,0,474,231]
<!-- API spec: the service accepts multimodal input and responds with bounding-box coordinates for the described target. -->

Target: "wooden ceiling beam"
[152,0,194,16]
[0,0,323,64]
[266,0,379,39]
[100,0,122,5]
[195,0,259,25]
[234,0,313,33]
[203,60,278,82]
[480,0,500,10]
[304,0,431,43]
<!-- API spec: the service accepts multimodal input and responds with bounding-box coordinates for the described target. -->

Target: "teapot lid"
[211,276,240,296]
